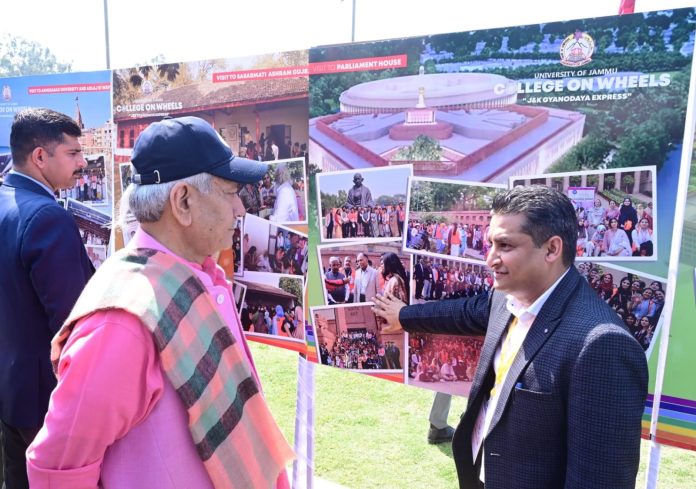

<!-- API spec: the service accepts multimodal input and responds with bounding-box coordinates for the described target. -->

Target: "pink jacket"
[27,228,288,489]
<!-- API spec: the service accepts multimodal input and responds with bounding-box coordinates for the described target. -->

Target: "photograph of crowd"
[57,155,109,207]
[237,274,305,342]
[238,157,308,225]
[65,198,111,252]
[577,262,666,354]
[411,254,493,303]
[317,165,412,242]
[512,167,657,260]
[312,304,406,372]
[404,177,505,265]
[238,130,308,167]
[242,214,307,278]
[408,333,484,396]
[317,240,411,306]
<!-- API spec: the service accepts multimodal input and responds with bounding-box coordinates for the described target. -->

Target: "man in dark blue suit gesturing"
[0,109,94,489]
[373,186,648,489]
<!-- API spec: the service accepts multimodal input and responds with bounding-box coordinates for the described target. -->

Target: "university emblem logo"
[2,85,11,101]
[560,30,595,67]
[141,80,154,96]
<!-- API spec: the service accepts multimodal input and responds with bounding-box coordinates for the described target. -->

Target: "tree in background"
[0,35,71,76]
[391,135,443,162]
[112,60,184,106]
[279,277,303,306]
[320,189,348,212]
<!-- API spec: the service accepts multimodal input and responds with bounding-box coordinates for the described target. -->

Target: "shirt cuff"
[27,452,102,489]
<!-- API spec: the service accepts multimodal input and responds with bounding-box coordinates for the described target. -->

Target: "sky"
[1,0,695,72]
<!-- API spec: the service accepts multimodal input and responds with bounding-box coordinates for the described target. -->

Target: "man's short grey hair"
[329,256,341,265]
[120,172,215,226]
[274,164,291,185]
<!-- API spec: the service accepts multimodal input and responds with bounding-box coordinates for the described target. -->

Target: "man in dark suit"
[413,257,425,300]
[0,108,94,489]
[373,186,647,489]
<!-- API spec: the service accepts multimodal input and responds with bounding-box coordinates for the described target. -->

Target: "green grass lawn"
[252,343,696,489]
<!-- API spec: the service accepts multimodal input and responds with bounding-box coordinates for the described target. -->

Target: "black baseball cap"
[131,116,268,185]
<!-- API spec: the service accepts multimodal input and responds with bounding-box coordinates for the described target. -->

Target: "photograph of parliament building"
[309,71,585,184]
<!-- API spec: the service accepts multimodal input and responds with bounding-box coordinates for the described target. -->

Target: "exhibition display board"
[306,7,696,450]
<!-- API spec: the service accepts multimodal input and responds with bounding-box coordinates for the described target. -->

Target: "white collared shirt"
[475,267,570,483]
[357,266,370,295]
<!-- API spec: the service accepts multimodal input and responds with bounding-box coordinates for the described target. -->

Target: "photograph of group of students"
[512,166,657,260]
[408,333,483,396]
[238,157,308,225]
[236,273,306,344]
[242,214,308,278]
[311,303,406,373]
[58,160,109,207]
[411,254,493,303]
[403,177,506,265]
[407,254,490,390]
[577,262,667,354]
[317,166,411,242]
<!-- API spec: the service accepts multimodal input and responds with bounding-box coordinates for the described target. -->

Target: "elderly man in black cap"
[345,172,374,209]
[27,116,293,489]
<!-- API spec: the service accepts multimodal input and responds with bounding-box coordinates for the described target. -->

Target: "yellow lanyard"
[490,317,520,398]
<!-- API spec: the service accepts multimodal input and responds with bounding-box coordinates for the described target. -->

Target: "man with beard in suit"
[373,185,647,489]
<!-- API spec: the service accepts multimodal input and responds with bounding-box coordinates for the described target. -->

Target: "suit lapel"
[467,291,511,408]
[487,268,581,433]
